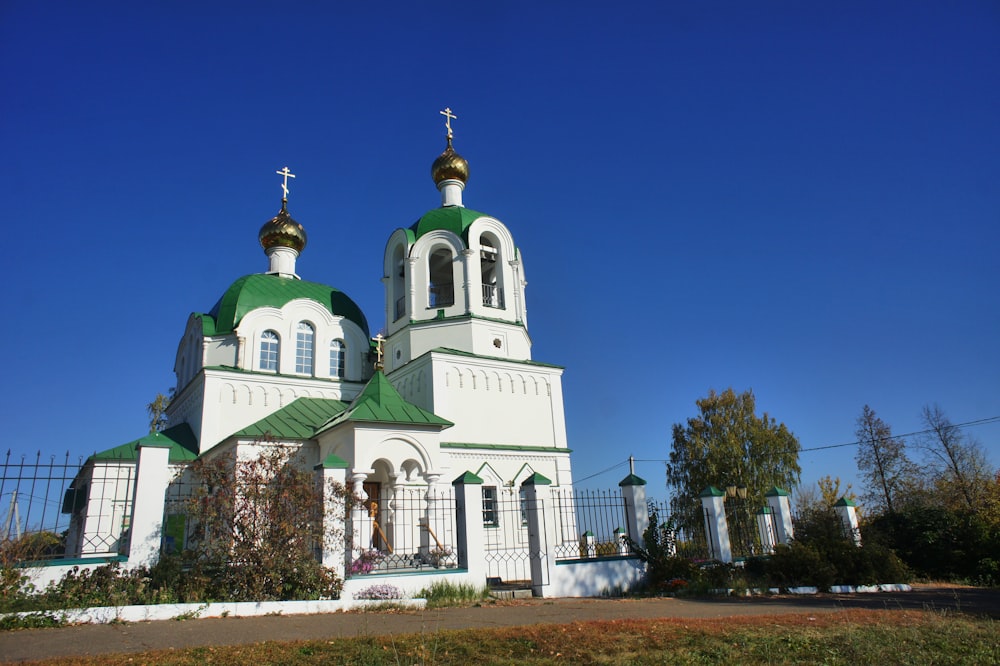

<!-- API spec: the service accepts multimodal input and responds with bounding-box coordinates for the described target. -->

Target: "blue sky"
[2,2,997,501]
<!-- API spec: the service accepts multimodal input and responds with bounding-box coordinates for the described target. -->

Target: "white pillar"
[265,246,299,278]
[700,486,732,564]
[349,472,371,559]
[453,471,487,582]
[834,497,862,547]
[127,444,172,569]
[314,456,349,576]
[765,487,795,544]
[521,473,553,597]
[619,473,649,546]
[614,527,629,556]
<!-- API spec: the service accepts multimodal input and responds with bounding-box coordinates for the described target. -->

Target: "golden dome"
[258,201,307,253]
[431,137,469,185]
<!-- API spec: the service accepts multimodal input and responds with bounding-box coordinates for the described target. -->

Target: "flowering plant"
[353,584,404,600]
[350,549,385,575]
[425,545,455,568]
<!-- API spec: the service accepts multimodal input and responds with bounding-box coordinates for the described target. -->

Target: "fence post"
[614,527,629,555]
[834,497,862,547]
[315,455,349,577]
[699,486,732,563]
[521,473,552,597]
[765,486,795,544]
[127,443,172,569]
[618,473,648,547]
[453,471,487,583]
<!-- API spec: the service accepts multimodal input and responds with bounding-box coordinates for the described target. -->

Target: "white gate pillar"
[699,486,732,563]
[834,497,862,547]
[127,443,172,569]
[765,486,795,544]
[453,471,487,582]
[314,455,349,576]
[618,473,648,546]
[521,473,553,597]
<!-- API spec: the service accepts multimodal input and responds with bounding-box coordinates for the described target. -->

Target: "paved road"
[2,586,997,664]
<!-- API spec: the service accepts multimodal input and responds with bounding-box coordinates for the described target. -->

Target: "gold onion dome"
[431,137,469,185]
[258,200,308,253]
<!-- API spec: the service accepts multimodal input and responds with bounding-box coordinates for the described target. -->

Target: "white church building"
[64,112,578,574]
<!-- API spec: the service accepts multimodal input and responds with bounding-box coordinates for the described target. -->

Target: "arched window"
[428,247,455,307]
[479,234,504,309]
[330,339,346,378]
[295,322,314,374]
[259,330,279,371]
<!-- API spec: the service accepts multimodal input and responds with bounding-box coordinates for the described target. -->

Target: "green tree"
[854,405,914,515]
[146,389,174,433]
[666,388,801,517]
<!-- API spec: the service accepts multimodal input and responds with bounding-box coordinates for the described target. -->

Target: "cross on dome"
[439,107,457,139]
[276,166,296,201]
[373,332,386,370]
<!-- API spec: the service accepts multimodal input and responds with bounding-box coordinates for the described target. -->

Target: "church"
[64,110,575,561]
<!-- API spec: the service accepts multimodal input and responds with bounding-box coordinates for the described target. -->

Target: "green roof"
[90,424,199,464]
[410,206,491,242]
[198,274,370,337]
[233,397,350,439]
[317,372,453,433]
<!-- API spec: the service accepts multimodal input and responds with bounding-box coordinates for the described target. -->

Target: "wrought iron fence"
[483,491,535,584]
[551,488,631,560]
[1,450,136,560]
[650,498,713,561]
[348,486,457,576]
[724,496,770,559]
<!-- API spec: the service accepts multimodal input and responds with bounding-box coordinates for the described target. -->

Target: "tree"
[185,440,352,601]
[666,388,801,518]
[919,404,992,512]
[146,389,174,433]
[854,405,914,515]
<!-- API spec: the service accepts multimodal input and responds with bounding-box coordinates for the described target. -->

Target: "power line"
[572,415,1000,482]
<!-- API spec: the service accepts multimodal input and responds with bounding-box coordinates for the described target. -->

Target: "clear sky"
[2,2,997,501]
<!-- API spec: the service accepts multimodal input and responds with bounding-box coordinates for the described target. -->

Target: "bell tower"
[381,109,531,373]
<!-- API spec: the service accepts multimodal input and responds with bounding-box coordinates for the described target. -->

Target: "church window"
[259,330,279,371]
[428,248,454,307]
[482,486,498,527]
[295,322,314,374]
[329,339,346,378]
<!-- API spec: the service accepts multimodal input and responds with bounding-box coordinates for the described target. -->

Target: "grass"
[418,580,491,608]
[11,609,999,665]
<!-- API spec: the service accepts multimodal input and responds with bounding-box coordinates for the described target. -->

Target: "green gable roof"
[317,372,453,433]
[198,274,370,338]
[90,423,199,464]
[233,397,350,439]
[410,206,491,243]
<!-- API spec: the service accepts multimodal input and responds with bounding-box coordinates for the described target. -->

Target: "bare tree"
[920,404,992,512]
[855,405,913,515]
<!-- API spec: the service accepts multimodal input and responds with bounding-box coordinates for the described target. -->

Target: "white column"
[438,179,465,207]
[461,248,476,314]
[127,444,172,569]
[765,487,795,544]
[521,473,556,597]
[422,473,445,560]
[453,472,487,582]
[349,472,371,558]
[314,458,349,576]
[700,486,732,564]
[619,474,649,546]
[834,497,862,547]
[265,246,299,278]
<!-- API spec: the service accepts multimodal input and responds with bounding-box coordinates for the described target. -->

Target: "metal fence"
[483,491,535,584]
[551,488,631,560]
[348,486,458,576]
[1,450,136,560]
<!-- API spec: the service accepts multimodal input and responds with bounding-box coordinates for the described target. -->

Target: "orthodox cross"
[373,333,386,369]
[276,166,296,200]
[439,107,457,139]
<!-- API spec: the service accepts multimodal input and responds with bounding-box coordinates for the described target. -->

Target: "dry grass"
[10,609,999,665]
